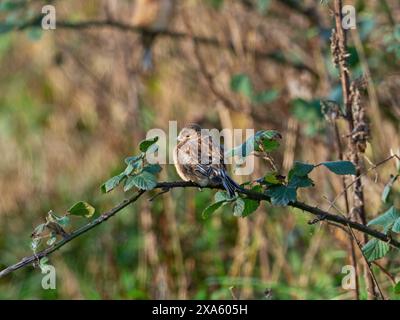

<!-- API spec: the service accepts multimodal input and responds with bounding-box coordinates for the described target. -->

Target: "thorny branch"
[1,181,399,279]
[332,0,377,299]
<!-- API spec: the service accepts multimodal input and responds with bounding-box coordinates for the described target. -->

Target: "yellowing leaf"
[68,201,95,218]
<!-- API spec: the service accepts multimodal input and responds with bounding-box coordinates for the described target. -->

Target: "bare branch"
[15,17,316,75]
[1,181,399,279]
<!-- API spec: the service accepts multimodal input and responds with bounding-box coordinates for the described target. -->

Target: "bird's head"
[177,124,201,143]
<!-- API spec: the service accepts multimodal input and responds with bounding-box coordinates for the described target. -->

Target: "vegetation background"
[0,0,399,299]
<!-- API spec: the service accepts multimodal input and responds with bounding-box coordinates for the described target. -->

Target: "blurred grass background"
[0,0,400,299]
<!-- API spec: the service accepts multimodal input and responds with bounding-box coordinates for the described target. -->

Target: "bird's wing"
[198,134,225,168]
[174,138,205,181]
[191,135,226,184]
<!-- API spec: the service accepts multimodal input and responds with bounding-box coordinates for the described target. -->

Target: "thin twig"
[330,155,399,210]
[182,12,242,112]
[148,188,170,202]
[347,225,385,300]
[0,189,146,278]
[324,198,385,300]
[372,261,396,286]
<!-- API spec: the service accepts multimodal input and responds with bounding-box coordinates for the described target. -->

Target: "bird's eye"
[186,135,190,138]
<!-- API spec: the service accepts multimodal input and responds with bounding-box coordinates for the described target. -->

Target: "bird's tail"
[220,170,243,198]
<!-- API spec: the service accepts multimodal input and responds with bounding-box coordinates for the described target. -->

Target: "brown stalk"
[332,0,377,299]
[333,120,360,300]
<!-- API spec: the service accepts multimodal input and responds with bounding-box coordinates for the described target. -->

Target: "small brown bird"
[131,0,175,70]
[173,124,242,198]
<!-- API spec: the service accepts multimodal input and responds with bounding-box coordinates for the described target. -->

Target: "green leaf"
[27,27,42,41]
[262,139,280,151]
[228,136,254,158]
[242,198,260,217]
[39,257,49,267]
[47,234,57,246]
[381,184,391,204]
[57,216,70,227]
[0,22,14,34]
[139,136,159,152]
[205,0,224,9]
[255,130,281,141]
[394,282,400,294]
[31,238,41,252]
[367,206,400,233]
[288,175,314,189]
[253,89,279,104]
[125,155,142,165]
[226,130,281,158]
[321,161,356,175]
[39,256,49,272]
[289,161,315,178]
[256,0,271,13]
[362,238,390,262]
[291,98,324,136]
[394,25,400,42]
[267,185,297,206]
[382,175,398,203]
[233,197,245,217]
[123,176,136,192]
[230,74,253,99]
[101,173,125,193]
[143,164,162,174]
[215,191,230,202]
[146,143,159,154]
[263,172,281,185]
[202,201,225,219]
[68,201,95,218]
[0,1,25,11]
[32,223,46,237]
[124,163,135,176]
[255,130,282,152]
[251,184,263,193]
[392,217,400,233]
[124,171,157,191]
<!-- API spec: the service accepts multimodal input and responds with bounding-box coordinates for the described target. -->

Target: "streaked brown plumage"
[173,124,241,197]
